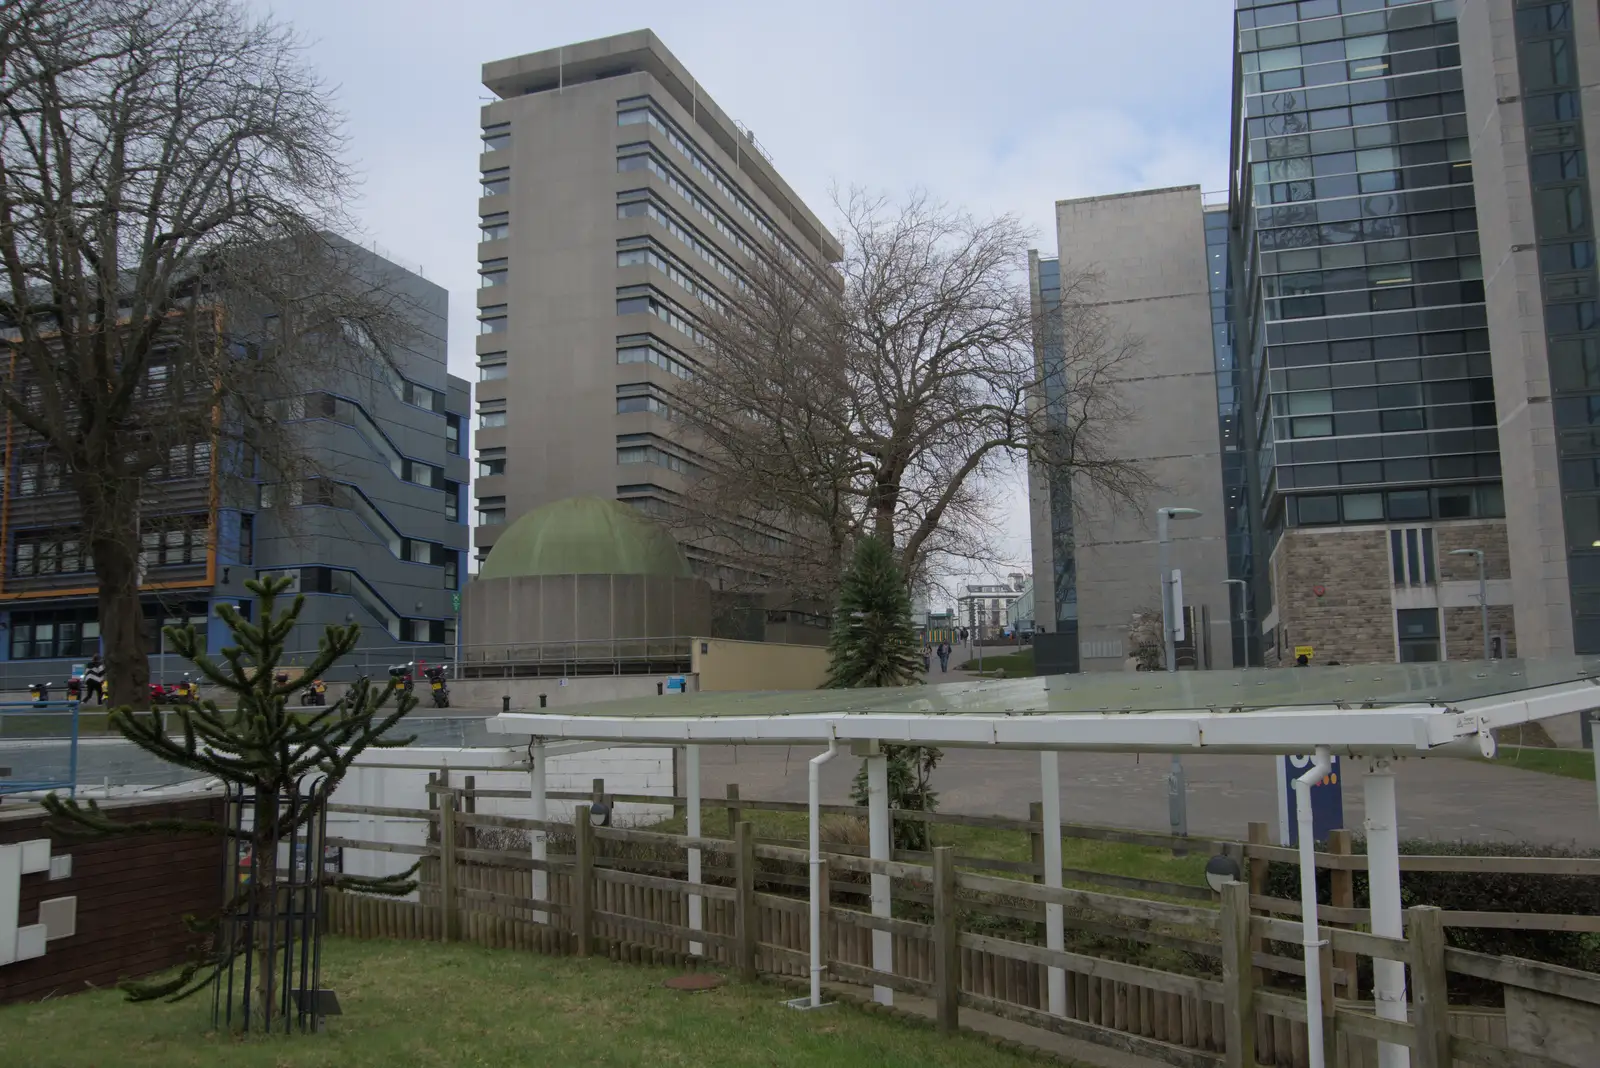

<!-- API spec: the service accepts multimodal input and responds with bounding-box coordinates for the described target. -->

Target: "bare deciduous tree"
[0,0,405,702]
[674,189,1147,604]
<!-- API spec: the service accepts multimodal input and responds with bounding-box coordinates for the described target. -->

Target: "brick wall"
[1436,522,1512,582]
[1445,604,1517,660]
[1,794,223,1005]
[1271,527,1397,664]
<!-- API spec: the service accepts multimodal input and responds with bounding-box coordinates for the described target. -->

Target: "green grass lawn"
[1482,744,1596,781]
[958,648,1035,676]
[0,937,1057,1068]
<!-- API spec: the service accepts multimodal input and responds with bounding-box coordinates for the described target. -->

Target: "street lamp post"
[1449,548,1489,660]
[1223,578,1251,667]
[1157,507,1204,671]
[1157,506,1203,849]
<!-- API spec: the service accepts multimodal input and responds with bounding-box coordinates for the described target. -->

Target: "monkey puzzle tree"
[43,575,418,1029]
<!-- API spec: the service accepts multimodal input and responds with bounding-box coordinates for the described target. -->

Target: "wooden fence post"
[1220,880,1256,1068]
[1028,801,1045,884]
[1409,905,1450,1068]
[574,809,594,957]
[726,783,741,839]
[1328,828,1357,999]
[932,846,959,1033]
[439,790,458,942]
[735,820,757,982]
[1246,821,1268,977]
[464,774,477,851]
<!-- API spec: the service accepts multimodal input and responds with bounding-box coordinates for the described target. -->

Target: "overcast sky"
[254,0,1237,597]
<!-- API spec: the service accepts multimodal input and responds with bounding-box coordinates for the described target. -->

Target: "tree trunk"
[85,486,151,708]
[252,788,280,1025]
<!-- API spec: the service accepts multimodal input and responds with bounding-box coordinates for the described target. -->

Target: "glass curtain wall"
[1232,0,1503,556]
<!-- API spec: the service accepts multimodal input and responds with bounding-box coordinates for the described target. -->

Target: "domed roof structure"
[478,497,692,581]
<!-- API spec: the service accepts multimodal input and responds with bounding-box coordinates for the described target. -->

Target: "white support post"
[528,742,548,925]
[866,747,892,1006]
[686,744,703,957]
[1040,751,1066,1015]
[1364,758,1410,1068]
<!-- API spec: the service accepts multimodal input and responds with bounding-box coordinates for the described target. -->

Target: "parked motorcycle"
[29,681,50,703]
[148,681,177,703]
[424,665,450,708]
[387,662,415,695]
[299,678,328,706]
[171,675,198,706]
[65,676,82,701]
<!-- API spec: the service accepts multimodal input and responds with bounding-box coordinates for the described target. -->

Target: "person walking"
[83,655,105,705]
[936,641,950,673]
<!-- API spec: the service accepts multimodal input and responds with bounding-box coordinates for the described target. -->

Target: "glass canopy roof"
[535,657,1600,720]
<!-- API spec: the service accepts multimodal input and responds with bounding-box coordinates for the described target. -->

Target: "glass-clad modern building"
[1028,253,1079,670]
[1228,0,1523,665]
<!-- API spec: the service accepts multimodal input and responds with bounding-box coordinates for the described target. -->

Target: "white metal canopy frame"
[486,658,1600,1068]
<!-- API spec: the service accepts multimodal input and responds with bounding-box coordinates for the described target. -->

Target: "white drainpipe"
[1295,745,1333,1068]
[805,736,840,1009]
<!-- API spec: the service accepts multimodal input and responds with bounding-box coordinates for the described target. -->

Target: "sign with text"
[1275,754,1344,847]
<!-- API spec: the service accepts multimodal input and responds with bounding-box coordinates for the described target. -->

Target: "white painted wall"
[329,744,675,895]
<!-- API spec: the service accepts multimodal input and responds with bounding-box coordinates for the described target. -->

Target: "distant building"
[1006,578,1037,634]
[957,574,1029,641]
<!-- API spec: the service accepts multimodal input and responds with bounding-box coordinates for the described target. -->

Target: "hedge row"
[1262,837,1600,974]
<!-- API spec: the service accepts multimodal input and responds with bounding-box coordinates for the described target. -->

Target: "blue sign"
[1276,754,1344,847]
[665,676,686,693]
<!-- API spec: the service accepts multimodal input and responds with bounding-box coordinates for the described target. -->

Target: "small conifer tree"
[826,537,922,689]
[827,537,942,850]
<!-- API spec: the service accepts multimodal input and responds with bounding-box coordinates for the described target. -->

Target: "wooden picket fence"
[322,779,1598,1068]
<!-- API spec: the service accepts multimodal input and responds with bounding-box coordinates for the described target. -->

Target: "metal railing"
[0,636,696,695]
[0,700,79,797]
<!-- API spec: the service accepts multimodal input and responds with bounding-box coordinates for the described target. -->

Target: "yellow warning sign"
[1294,645,1314,660]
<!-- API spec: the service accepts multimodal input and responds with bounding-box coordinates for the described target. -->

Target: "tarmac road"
[687,743,1600,848]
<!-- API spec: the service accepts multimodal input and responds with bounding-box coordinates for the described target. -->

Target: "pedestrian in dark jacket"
[83,655,105,705]
[937,642,951,673]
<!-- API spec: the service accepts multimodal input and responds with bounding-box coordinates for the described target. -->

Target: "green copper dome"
[479,497,692,580]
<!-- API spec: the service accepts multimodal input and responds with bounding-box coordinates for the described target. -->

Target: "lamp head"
[1448,548,1482,557]
[1160,507,1203,521]
[1204,854,1243,894]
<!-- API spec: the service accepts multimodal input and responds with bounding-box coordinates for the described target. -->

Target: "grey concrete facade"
[1030,187,1235,671]
[254,245,470,666]
[0,244,468,687]
[472,30,840,570]
[1458,0,1600,656]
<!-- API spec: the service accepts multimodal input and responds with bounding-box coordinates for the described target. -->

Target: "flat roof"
[485,658,1600,757]
[482,29,842,264]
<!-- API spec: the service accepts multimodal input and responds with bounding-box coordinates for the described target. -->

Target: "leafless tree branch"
[671,188,1149,606]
